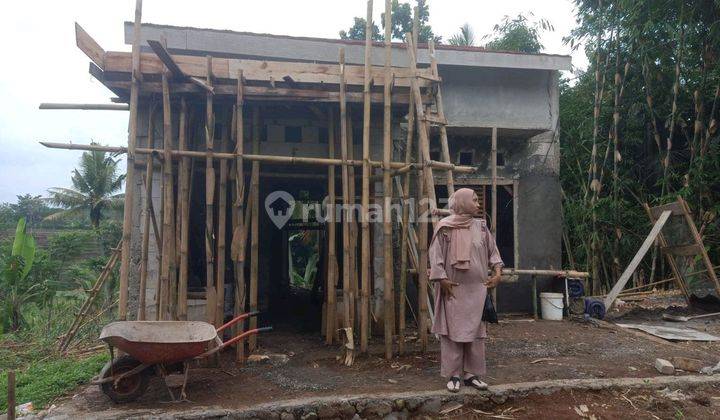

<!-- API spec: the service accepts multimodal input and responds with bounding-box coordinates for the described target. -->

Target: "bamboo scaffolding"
[118,0,143,321]
[159,72,176,321]
[428,39,454,196]
[326,106,338,344]
[205,56,217,326]
[177,99,190,320]
[382,0,394,360]
[249,106,261,351]
[137,103,155,321]
[216,124,229,327]
[358,0,374,354]
[233,70,247,362]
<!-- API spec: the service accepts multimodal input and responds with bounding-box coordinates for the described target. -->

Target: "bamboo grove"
[561,0,720,294]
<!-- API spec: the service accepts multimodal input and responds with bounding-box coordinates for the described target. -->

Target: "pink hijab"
[431,188,477,270]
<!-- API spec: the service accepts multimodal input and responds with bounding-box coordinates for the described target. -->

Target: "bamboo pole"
[249,106,261,351]
[491,127,498,306]
[137,103,155,321]
[382,0,394,360]
[398,9,419,356]
[118,0,143,321]
[416,135,430,351]
[233,70,247,362]
[347,107,359,335]
[177,98,190,320]
[359,0,373,353]
[205,56,217,326]
[216,123,229,327]
[428,39,454,196]
[326,106,338,344]
[159,72,176,321]
[337,49,350,341]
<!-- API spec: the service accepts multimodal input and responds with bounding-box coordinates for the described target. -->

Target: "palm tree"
[47,147,125,228]
[448,23,476,47]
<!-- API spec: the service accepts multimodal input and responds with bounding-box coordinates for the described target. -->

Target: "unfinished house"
[47,3,575,359]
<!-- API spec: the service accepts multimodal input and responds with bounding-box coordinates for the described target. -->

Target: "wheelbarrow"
[92,311,270,403]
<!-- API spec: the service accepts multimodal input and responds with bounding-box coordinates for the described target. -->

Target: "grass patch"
[0,352,107,412]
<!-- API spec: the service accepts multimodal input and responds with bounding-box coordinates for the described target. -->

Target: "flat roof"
[124,22,572,71]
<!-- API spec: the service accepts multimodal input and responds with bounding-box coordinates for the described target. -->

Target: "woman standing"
[429,188,503,392]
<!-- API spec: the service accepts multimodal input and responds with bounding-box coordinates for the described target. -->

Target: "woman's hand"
[484,265,502,289]
[439,279,459,299]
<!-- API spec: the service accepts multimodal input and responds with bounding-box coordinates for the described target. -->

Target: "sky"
[0,0,587,204]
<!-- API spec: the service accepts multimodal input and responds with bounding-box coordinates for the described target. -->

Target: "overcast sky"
[0,0,587,204]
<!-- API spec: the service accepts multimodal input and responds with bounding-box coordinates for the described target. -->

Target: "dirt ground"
[52,294,720,418]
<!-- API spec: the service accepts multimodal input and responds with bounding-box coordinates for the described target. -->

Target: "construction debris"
[654,358,674,375]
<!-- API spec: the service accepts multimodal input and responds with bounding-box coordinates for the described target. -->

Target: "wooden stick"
[233,70,247,362]
[337,49,350,342]
[347,106,359,337]
[137,103,155,321]
[326,106,338,344]
[177,99,190,320]
[382,0,394,360]
[205,56,217,326]
[216,124,229,327]
[118,0,143,321]
[491,127,498,306]
[428,39,454,195]
[359,0,373,354]
[7,371,15,420]
[159,72,176,321]
[39,103,129,111]
[249,106,261,351]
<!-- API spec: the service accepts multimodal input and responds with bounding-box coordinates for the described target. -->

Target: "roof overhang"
[124,22,572,71]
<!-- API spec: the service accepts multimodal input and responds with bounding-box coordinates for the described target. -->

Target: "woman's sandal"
[446,376,461,393]
[464,376,488,391]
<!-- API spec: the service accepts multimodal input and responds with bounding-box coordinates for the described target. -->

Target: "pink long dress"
[429,218,503,377]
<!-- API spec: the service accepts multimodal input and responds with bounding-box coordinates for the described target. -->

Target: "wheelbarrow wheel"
[99,355,150,403]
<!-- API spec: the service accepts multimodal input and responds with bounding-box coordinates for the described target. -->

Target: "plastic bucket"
[540,292,564,321]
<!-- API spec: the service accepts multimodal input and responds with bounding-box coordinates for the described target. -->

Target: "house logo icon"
[265,191,295,229]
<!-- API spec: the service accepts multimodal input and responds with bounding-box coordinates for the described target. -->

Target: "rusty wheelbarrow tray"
[93,311,270,403]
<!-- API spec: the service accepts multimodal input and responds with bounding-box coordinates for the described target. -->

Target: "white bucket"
[540,292,564,321]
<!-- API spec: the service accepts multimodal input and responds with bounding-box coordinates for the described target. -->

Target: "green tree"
[339,0,439,42]
[47,148,125,229]
[484,13,553,53]
[448,23,476,46]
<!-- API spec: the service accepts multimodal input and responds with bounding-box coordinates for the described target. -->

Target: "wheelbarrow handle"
[197,326,272,359]
[216,311,260,333]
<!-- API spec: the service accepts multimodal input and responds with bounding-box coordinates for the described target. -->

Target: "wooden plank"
[147,39,186,79]
[177,99,190,320]
[604,210,672,309]
[118,0,143,321]
[105,50,432,88]
[649,201,685,219]
[75,23,105,68]
[382,0,394,360]
[359,0,374,354]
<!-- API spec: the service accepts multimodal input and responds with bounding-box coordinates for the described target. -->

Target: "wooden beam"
[604,210,672,310]
[39,103,128,111]
[249,106,261,351]
[147,39,186,80]
[359,0,373,354]
[233,70,247,362]
[75,22,105,68]
[216,126,229,327]
[159,72,176,321]
[644,203,691,303]
[118,0,142,321]
[382,0,394,360]
[337,48,349,344]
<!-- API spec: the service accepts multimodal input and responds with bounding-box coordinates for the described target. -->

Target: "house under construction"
[44,1,580,360]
